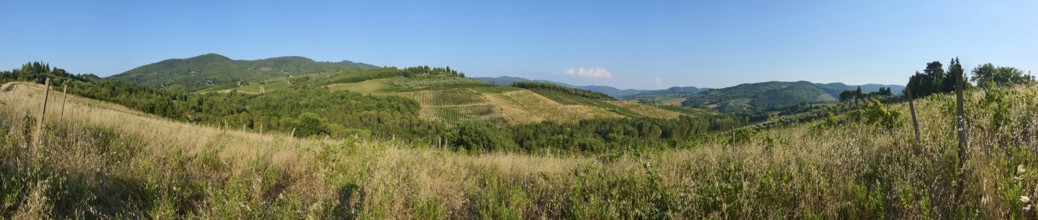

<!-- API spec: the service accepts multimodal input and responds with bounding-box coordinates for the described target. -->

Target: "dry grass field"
[1,82,1036,218]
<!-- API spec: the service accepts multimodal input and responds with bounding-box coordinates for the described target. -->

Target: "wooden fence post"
[955,62,967,168]
[37,78,51,146]
[60,83,68,122]
[907,87,920,143]
[730,128,736,145]
[952,58,969,206]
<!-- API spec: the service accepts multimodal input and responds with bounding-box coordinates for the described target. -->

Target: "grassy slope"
[2,82,1037,218]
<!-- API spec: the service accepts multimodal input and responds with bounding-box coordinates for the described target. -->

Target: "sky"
[1,0,1035,89]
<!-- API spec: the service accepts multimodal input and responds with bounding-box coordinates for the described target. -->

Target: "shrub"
[849,99,903,130]
[293,112,328,137]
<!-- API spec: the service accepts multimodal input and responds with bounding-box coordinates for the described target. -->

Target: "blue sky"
[1,0,1035,89]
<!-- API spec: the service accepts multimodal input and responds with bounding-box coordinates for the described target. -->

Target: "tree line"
[905,58,1034,98]
[446,114,743,153]
[511,81,615,100]
[326,66,465,84]
[838,86,894,102]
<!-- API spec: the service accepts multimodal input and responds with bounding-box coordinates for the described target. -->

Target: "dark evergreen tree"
[944,58,967,92]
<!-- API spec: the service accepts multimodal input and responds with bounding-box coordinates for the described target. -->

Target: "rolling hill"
[474,76,654,98]
[108,53,377,91]
[320,72,702,124]
[679,81,904,112]
[474,76,904,113]
[185,67,704,125]
[108,55,906,123]
[610,81,902,113]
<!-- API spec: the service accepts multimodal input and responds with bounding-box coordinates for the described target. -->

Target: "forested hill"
[681,81,904,112]
[474,76,901,103]
[108,53,377,91]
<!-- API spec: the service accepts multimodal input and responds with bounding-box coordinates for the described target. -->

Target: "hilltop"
[108,53,378,91]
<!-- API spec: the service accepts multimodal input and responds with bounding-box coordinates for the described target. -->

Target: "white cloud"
[655,77,662,87]
[563,67,613,79]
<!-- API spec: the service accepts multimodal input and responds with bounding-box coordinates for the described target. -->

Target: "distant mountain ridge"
[685,81,905,112]
[474,76,900,98]
[475,76,904,113]
[108,53,378,91]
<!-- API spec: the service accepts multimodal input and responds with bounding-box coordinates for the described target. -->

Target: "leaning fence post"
[37,78,51,146]
[59,83,68,122]
[906,87,920,143]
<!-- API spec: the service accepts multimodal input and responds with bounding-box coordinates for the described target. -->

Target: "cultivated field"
[327,78,682,125]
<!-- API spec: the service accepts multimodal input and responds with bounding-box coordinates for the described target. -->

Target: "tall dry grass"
[0,81,1036,219]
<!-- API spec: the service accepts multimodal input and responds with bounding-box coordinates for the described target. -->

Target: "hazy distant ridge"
[474,76,901,99]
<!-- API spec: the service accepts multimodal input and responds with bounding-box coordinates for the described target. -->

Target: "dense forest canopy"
[905,58,969,98]
[511,81,615,100]
[679,81,903,114]
[971,63,1036,88]
[108,53,378,91]
[905,58,1035,98]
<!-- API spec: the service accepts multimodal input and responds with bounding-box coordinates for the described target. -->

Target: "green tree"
[854,86,863,102]
[449,122,516,152]
[971,63,1035,87]
[944,58,968,92]
[293,112,329,137]
[906,59,968,98]
[880,87,892,96]
[839,90,856,102]
[924,61,945,83]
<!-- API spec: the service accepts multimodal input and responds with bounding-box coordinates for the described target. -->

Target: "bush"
[448,122,516,152]
[293,112,328,137]
[850,99,903,130]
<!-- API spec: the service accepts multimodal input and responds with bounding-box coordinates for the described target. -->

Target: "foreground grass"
[0,82,1036,218]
